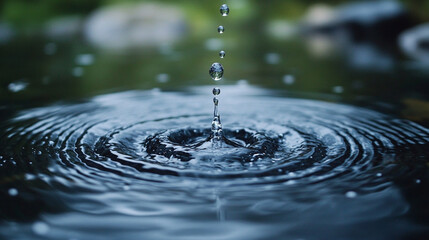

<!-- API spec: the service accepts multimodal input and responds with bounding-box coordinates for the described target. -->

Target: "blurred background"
[1,0,429,124]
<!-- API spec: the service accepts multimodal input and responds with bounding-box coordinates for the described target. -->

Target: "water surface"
[0,86,428,239]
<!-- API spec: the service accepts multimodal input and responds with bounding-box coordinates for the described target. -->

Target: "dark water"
[0,86,428,239]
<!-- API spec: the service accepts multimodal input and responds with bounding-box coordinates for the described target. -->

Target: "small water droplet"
[32,222,50,235]
[220,4,230,16]
[218,26,225,34]
[209,63,224,81]
[219,50,226,58]
[123,185,131,191]
[37,151,42,156]
[416,179,421,184]
[8,188,18,196]
[213,97,219,105]
[213,88,221,96]
[376,173,382,177]
[345,191,357,198]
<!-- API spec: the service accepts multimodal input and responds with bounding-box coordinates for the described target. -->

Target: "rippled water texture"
[1,87,429,239]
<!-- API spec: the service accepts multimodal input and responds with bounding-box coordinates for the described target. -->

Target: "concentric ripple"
[0,87,428,239]
[1,88,428,185]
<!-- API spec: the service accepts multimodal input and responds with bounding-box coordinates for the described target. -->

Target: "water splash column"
[209,3,229,148]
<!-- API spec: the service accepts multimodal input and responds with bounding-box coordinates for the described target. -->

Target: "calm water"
[1,29,429,239]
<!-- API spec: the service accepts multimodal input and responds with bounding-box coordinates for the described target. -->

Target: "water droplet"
[345,191,357,198]
[32,222,49,235]
[219,50,226,58]
[218,26,225,34]
[8,188,18,196]
[220,4,230,16]
[212,118,222,131]
[209,63,224,81]
[416,179,421,184]
[8,80,29,93]
[376,173,382,177]
[213,88,221,96]
[37,151,42,156]
[213,97,219,106]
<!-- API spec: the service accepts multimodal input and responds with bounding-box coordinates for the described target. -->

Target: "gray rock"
[84,3,187,50]
[302,0,414,42]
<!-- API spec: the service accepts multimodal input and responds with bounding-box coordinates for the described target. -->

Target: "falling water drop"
[209,63,224,81]
[213,88,221,96]
[218,26,225,34]
[219,50,226,58]
[220,4,230,16]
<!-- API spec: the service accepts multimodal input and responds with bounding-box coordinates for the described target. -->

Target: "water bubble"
[209,63,224,81]
[220,4,230,16]
[345,191,357,198]
[218,26,225,34]
[32,222,49,235]
[219,50,226,58]
[8,188,18,196]
[213,88,221,96]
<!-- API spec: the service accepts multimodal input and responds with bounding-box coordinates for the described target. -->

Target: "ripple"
[0,87,428,239]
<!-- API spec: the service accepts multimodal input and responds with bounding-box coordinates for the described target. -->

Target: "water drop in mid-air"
[218,26,225,34]
[219,50,226,58]
[213,88,221,96]
[209,63,224,81]
[220,4,230,16]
